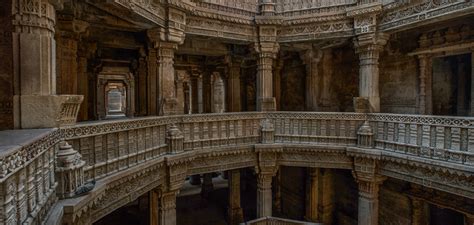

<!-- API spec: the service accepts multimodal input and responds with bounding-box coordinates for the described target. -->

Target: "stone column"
[257,173,273,218]
[176,70,186,115]
[228,170,244,225]
[147,47,159,115]
[201,173,214,198]
[256,50,277,111]
[354,33,388,113]
[305,168,320,222]
[137,50,148,116]
[353,158,385,225]
[228,58,242,112]
[301,48,323,111]
[411,198,428,225]
[417,55,428,115]
[11,0,83,128]
[187,81,193,114]
[160,190,179,225]
[197,75,204,113]
[158,42,179,115]
[147,29,180,116]
[212,72,225,113]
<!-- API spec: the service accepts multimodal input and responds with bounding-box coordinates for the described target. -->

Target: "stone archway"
[97,67,135,119]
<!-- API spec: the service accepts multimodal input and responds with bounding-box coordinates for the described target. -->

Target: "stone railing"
[2,112,474,224]
[242,216,322,225]
[269,112,365,146]
[368,113,474,166]
[0,129,60,225]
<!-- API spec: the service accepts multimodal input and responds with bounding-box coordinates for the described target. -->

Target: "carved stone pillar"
[212,72,225,113]
[228,170,244,225]
[197,75,204,113]
[150,189,179,225]
[201,173,214,198]
[11,0,83,128]
[228,58,242,112]
[411,198,429,225]
[255,149,279,218]
[77,41,96,121]
[147,47,159,116]
[352,158,385,225]
[417,55,428,115]
[147,29,180,116]
[305,168,320,222]
[176,70,187,115]
[256,50,277,111]
[257,172,273,218]
[272,170,282,215]
[301,48,323,111]
[354,33,388,113]
[137,50,148,116]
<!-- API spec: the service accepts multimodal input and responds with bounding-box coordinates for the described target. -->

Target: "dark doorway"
[432,54,472,116]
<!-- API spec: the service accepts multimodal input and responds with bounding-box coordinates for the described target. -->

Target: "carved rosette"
[55,141,85,199]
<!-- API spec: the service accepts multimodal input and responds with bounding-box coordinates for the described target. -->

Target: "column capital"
[352,157,386,193]
[354,32,389,56]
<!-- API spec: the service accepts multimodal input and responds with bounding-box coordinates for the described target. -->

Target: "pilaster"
[212,72,225,113]
[470,48,474,116]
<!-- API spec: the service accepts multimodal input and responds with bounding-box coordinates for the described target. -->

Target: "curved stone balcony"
[1,112,474,224]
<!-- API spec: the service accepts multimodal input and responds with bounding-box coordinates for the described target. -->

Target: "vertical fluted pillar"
[228,170,244,225]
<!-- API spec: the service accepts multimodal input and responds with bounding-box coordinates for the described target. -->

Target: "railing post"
[260,119,275,144]
[166,124,184,154]
[55,141,86,199]
[357,121,374,148]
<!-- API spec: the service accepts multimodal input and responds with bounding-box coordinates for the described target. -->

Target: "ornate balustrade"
[368,113,474,166]
[1,112,474,224]
[269,112,365,146]
[0,129,60,225]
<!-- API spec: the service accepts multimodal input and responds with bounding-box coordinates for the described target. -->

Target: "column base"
[258,97,276,112]
[15,95,83,129]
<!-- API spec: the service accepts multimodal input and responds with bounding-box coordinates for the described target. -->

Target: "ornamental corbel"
[346,2,383,35]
